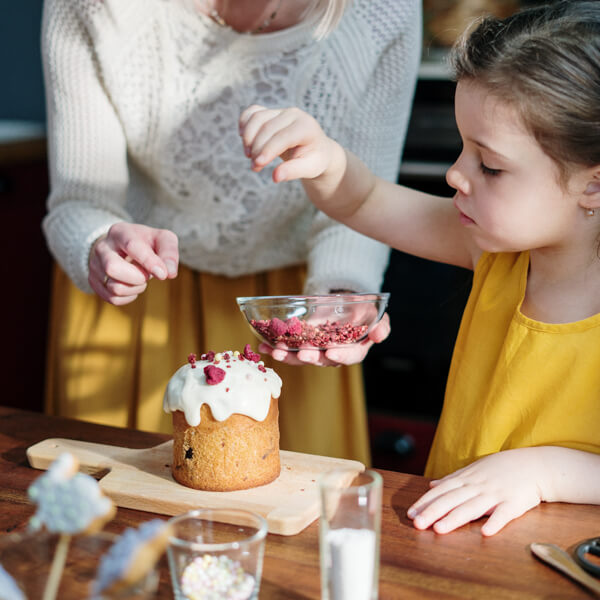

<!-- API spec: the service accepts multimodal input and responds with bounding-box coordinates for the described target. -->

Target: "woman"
[42,0,421,463]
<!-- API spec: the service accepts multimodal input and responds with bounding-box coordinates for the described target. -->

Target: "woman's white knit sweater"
[41,0,421,294]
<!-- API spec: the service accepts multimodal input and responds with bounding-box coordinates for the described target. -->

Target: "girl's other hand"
[239,104,333,183]
[406,448,546,536]
[259,312,391,367]
[89,223,179,305]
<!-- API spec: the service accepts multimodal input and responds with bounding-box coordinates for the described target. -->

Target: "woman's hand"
[259,312,391,367]
[407,448,547,536]
[89,223,179,305]
[239,104,336,183]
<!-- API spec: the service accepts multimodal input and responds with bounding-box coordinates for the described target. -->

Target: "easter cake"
[163,345,282,491]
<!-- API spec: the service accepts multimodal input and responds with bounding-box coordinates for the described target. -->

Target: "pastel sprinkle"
[180,554,255,600]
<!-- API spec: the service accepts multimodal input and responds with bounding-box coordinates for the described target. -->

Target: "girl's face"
[446,80,586,254]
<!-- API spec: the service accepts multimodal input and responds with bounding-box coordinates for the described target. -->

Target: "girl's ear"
[583,168,600,208]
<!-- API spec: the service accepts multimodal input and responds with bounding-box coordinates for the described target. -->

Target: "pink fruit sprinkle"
[200,351,215,362]
[286,316,302,336]
[243,344,261,362]
[269,317,288,337]
[249,318,368,348]
[187,353,197,369]
[258,364,266,373]
[204,365,226,385]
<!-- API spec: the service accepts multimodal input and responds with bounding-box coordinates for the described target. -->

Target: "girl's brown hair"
[451,0,600,182]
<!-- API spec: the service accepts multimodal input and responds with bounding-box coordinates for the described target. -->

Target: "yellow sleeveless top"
[425,251,600,479]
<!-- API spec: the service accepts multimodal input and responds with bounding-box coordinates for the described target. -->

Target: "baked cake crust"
[171,398,280,491]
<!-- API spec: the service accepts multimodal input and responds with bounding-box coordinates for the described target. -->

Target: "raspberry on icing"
[163,348,283,426]
[243,344,261,362]
[200,351,215,362]
[204,364,226,385]
[187,353,197,369]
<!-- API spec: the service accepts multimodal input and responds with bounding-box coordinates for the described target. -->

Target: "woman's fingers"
[368,312,391,343]
[88,274,145,306]
[259,342,343,367]
[106,224,178,281]
[89,224,179,305]
[324,339,373,365]
[153,229,179,277]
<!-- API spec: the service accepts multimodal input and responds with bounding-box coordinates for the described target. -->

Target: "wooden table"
[1,406,598,599]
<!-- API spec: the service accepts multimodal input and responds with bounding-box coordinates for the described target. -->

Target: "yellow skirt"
[45,263,371,464]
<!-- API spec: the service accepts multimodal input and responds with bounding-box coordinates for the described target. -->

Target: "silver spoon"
[530,542,600,597]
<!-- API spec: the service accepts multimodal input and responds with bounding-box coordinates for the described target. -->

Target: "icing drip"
[163,350,282,426]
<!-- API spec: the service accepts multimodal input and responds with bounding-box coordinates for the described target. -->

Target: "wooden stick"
[42,533,71,600]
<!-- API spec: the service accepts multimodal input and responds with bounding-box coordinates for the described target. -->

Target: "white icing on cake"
[163,350,282,427]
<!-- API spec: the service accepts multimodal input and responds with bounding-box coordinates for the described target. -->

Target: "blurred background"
[1,0,542,474]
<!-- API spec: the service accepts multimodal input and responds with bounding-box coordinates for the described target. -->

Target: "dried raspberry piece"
[243,344,261,362]
[269,317,288,337]
[258,364,266,373]
[200,351,215,362]
[187,353,197,369]
[204,364,226,385]
[286,316,302,336]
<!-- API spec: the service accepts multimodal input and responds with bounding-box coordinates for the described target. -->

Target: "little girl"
[239,0,600,536]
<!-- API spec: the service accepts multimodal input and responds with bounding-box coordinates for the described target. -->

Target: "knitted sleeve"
[303,0,422,294]
[41,0,132,293]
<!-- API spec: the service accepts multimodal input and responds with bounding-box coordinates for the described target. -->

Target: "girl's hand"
[89,223,179,305]
[239,105,336,183]
[407,448,547,536]
[259,313,391,367]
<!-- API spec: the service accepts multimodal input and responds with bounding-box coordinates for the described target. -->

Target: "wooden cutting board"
[26,438,365,536]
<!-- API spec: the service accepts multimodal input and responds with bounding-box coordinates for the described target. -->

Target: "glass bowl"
[236,292,390,351]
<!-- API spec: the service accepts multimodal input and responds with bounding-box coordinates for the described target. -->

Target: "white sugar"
[325,528,376,600]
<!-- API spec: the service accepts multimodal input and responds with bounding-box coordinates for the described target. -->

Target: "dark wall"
[0,2,45,121]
